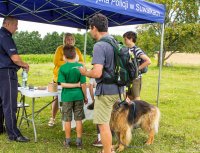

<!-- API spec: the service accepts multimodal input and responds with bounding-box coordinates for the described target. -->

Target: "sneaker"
[76,142,83,150]
[63,140,71,149]
[87,102,94,110]
[92,139,103,147]
[9,135,30,143]
[48,118,55,127]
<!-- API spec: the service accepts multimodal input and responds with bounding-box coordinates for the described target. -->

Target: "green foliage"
[20,54,92,64]
[137,26,160,57]
[112,35,123,44]
[136,0,200,65]
[42,32,63,54]
[13,30,124,57]
[13,31,96,56]
[74,33,84,53]
[165,23,200,53]
[13,31,42,54]
[86,33,96,56]
[20,54,54,64]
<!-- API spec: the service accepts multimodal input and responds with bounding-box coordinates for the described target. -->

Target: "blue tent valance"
[0,0,165,29]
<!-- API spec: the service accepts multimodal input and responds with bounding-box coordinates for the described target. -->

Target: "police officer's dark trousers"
[0,68,21,139]
[0,103,4,133]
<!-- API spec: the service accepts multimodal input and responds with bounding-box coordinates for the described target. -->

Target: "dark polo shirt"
[0,27,20,70]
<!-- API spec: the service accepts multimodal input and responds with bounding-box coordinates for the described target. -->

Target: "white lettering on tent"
[111,0,128,10]
[136,4,160,16]
[96,0,109,4]
[130,4,134,9]
[96,0,128,10]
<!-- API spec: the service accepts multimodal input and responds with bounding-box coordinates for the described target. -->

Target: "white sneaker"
[48,118,55,127]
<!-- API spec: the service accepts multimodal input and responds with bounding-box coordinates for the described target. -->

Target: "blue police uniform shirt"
[0,27,20,70]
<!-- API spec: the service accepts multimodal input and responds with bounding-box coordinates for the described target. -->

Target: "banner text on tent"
[96,0,160,16]
[96,0,128,10]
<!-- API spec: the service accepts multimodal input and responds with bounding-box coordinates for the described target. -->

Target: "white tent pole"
[83,29,88,62]
[156,23,165,107]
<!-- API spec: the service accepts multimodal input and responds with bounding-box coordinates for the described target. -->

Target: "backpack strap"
[99,37,123,101]
[99,37,120,76]
[130,46,139,77]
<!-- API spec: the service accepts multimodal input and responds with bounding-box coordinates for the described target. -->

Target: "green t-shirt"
[58,62,86,102]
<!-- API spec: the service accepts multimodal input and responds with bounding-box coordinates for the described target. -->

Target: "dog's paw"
[145,141,153,145]
[113,144,118,150]
[117,145,125,152]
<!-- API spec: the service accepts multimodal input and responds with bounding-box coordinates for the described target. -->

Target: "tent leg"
[156,23,165,107]
[83,29,88,62]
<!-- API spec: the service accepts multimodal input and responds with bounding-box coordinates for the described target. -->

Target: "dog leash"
[112,100,126,112]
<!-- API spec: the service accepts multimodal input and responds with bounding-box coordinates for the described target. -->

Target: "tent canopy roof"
[0,0,165,29]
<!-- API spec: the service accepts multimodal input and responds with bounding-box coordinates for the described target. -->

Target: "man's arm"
[79,64,103,78]
[10,54,29,71]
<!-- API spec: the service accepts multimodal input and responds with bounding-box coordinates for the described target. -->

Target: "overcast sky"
[0,18,137,37]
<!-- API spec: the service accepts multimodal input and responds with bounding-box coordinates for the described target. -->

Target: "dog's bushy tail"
[154,107,160,133]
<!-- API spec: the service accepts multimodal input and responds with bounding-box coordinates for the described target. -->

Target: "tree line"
[13,31,124,57]
[13,31,96,56]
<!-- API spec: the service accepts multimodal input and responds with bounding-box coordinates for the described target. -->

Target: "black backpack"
[133,47,148,74]
[100,37,138,87]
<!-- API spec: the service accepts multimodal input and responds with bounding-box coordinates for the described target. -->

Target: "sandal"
[48,118,55,127]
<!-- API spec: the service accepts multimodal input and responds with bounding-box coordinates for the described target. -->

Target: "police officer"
[0,16,30,142]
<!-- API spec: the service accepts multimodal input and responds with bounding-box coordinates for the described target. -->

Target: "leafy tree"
[137,27,160,57]
[137,0,200,66]
[74,33,85,53]
[86,33,95,56]
[74,33,95,57]
[112,35,123,44]
[14,31,42,54]
[42,32,62,54]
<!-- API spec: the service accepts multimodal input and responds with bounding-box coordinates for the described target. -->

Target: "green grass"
[20,54,92,64]
[0,56,200,153]
[20,54,54,64]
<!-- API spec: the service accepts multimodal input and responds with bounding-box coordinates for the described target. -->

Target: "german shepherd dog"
[110,100,160,152]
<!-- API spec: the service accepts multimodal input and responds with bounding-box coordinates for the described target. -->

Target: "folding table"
[18,87,61,142]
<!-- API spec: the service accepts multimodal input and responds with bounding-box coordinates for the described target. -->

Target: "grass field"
[0,56,199,153]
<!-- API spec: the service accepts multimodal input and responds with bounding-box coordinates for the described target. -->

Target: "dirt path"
[164,53,200,65]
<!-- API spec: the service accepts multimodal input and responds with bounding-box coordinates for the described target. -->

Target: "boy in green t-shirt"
[58,45,88,149]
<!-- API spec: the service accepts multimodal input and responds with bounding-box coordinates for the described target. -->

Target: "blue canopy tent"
[0,0,166,105]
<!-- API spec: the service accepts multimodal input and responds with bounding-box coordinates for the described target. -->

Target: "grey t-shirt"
[92,35,123,96]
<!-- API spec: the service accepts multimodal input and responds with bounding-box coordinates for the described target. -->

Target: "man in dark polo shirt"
[0,16,30,142]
